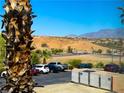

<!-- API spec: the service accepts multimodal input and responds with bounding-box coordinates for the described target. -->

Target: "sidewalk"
[34,83,109,93]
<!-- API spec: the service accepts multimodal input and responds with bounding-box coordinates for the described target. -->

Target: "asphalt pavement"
[33,71,71,86]
[0,71,71,88]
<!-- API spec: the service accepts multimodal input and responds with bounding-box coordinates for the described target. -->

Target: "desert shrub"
[67,46,73,53]
[95,62,104,68]
[41,43,48,47]
[97,49,102,54]
[68,59,81,68]
[106,49,112,54]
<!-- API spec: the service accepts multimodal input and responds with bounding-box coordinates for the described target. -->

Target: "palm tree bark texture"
[0,0,36,93]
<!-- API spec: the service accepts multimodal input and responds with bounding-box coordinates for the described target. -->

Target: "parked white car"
[34,64,50,74]
[0,71,7,78]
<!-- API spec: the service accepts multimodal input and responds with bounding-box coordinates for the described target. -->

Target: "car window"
[35,66,43,68]
[58,62,61,64]
[32,67,35,69]
[45,65,48,67]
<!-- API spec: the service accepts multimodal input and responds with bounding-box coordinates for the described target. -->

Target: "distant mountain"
[80,28,124,39]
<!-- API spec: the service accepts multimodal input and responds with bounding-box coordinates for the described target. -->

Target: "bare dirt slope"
[33,36,108,52]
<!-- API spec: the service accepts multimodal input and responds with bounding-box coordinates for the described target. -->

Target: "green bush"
[35,49,42,54]
[68,65,74,70]
[51,48,63,55]
[68,59,81,68]
[95,62,104,68]
[87,63,93,68]
[0,33,6,66]
[120,62,124,67]
[31,51,40,65]
[0,64,5,74]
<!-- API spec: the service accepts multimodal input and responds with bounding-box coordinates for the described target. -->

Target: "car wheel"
[62,69,65,72]
[1,73,6,78]
[3,73,6,77]
[40,71,44,74]
[34,73,38,76]
[53,70,58,73]
[50,70,53,73]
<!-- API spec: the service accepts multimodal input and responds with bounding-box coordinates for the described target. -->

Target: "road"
[0,71,71,88]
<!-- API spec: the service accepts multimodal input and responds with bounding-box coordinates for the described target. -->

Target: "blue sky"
[0,0,124,36]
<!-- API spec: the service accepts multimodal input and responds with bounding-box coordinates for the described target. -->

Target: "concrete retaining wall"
[71,71,79,83]
[100,75,113,91]
[90,73,100,88]
[79,72,89,85]
[71,69,113,91]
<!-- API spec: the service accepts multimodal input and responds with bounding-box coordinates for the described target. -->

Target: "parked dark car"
[104,64,120,73]
[78,63,93,68]
[119,67,124,74]
[48,62,65,72]
[47,63,61,73]
[30,68,40,76]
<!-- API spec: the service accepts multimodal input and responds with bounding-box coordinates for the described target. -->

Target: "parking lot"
[0,71,71,88]
[1,70,124,93]
[33,71,71,86]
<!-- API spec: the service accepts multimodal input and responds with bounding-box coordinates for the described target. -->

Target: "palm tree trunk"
[1,0,35,93]
[43,58,46,64]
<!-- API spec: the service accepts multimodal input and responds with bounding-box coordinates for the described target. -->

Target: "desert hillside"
[33,36,108,52]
